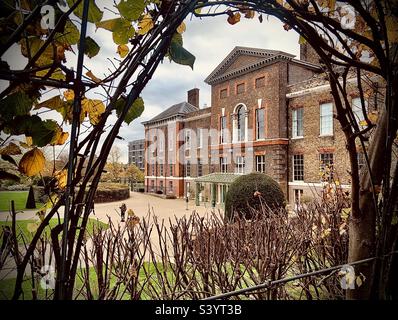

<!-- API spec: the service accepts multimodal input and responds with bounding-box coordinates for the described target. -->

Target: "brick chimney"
[187,88,200,108]
[300,42,320,65]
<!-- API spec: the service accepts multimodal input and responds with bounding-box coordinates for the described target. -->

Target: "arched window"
[237,105,245,141]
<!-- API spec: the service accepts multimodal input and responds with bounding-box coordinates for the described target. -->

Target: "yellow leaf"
[26,136,33,146]
[367,111,378,124]
[63,89,75,101]
[54,169,67,190]
[0,142,22,155]
[177,22,186,34]
[82,99,105,125]
[86,70,102,84]
[137,14,154,35]
[18,148,46,177]
[54,131,69,145]
[117,44,129,58]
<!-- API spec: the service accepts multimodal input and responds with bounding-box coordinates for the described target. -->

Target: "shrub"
[93,183,130,203]
[5,184,29,191]
[225,173,285,221]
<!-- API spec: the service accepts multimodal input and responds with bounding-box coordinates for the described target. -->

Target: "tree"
[195,0,398,299]
[126,163,144,184]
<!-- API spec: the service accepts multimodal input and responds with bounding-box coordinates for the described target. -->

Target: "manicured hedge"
[94,183,130,203]
[225,173,285,221]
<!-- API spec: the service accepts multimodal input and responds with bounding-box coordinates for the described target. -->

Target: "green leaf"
[3,115,42,136]
[20,37,54,66]
[117,0,145,21]
[96,18,135,45]
[80,36,100,58]
[169,40,196,70]
[113,24,135,45]
[30,119,59,147]
[0,91,33,121]
[55,19,80,46]
[67,0,103,23]
[116,97,144,125]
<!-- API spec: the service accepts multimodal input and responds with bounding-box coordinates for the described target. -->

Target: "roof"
[205,46,320,85]
[195,173,241,184]
[142,102,199,125]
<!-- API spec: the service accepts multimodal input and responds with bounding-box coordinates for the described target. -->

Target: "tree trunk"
[347,106,389,299]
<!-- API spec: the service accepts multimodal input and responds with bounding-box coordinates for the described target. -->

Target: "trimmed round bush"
[225,173,285,221]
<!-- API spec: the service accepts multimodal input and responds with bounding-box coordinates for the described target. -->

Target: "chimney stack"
[187,88,200,108]
[300,42,320,65]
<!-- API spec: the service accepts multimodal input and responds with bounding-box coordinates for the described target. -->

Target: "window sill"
[291,136,304,140]
[319,134,334,138]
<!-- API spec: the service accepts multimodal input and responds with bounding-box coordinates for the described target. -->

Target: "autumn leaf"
[117,44,129,58]
[244,10,255,19]
[227,12,241,25]
[54,169,67,190]
[367,111,378,124]
[82,99,105,125]
[51,127,69,146]
[86,70,102,83]
[137,14,154,35]
[63,89,75,101]
[0,142,22,156]
[177,22,186,34]
[18,148,46,177]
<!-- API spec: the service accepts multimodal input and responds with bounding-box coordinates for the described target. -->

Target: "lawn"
[0,191,43,212]
[0,263,167,300]
[0,218,108,244]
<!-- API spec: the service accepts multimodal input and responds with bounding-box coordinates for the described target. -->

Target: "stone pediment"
[205,46,296,85]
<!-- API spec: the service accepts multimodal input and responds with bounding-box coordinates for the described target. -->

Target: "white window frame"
[256,108,265,140]
[352,97,368,127]
[292,108,304,138]
[220,116,227,144]
[185,129,191,150]
[256,155,266,173]
[220,157,228,173]
[197,128,203,148]
[235,156,245,174]
[293,154,304,181]
[320,102,334,136]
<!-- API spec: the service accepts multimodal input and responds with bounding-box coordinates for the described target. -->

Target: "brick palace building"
[142,43,381,207]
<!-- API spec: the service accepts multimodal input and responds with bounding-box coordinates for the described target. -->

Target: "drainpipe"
[286,63,290,203]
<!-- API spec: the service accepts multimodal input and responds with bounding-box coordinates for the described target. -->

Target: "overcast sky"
[1,4,300,164]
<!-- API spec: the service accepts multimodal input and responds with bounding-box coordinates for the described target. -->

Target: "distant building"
[128,139,145,171]
[142,44,383,206]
